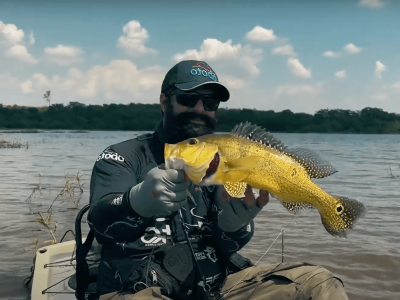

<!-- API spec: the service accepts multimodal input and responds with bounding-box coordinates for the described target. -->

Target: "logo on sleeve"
[111,195,123,205]
[141,220,172,246]
[97,148,125,162]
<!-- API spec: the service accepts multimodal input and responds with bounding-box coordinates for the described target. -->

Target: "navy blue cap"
[161,60,230,101]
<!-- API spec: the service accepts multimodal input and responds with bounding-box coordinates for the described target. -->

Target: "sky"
[1,0,400,114]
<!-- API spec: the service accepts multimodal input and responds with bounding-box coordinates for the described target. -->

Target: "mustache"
[172,111,217,128]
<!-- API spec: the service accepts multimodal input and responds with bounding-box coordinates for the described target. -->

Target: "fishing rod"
[219,229,284,300]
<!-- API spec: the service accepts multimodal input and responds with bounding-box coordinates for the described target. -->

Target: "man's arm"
[210,186,269,255]
[88,146,189,245]
[88,148,152,244]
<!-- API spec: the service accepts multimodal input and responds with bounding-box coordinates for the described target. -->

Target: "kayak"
[30,204,284,300]
[31,238,99,300]
[32,240,78,299]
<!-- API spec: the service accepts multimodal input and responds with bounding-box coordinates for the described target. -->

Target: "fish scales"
[229,134,327,206]
[164,122,366,238]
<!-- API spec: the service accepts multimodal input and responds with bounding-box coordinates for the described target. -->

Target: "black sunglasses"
[168,90,220,111]
[175,94,220,111]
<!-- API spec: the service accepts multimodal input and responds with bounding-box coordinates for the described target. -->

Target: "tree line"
[1,102,400,133]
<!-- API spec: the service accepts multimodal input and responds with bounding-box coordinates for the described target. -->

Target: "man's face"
[160,92,218,143]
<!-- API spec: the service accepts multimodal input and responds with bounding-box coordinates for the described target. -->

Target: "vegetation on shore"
[1,103,400,133]
[0,139,29,148]
[23,172,87,291]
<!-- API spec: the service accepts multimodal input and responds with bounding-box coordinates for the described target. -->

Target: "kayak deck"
[31,240,78,300]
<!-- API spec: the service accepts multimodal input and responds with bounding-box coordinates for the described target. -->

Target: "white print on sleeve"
[140,224,171,247]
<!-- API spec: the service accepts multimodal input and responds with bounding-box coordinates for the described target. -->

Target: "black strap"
[75,204,95,300]
[137,133,159,167]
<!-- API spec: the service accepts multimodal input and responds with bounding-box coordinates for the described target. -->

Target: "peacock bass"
[164,122,366,238]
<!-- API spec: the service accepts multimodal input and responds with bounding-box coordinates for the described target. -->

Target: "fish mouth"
[203,152,220,179]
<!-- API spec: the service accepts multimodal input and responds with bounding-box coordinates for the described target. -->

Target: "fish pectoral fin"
[223,182,247,198]
[272,193,316,215]
[224,156,263,172]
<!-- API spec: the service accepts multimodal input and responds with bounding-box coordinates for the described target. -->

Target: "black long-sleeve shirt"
[88,123,254,295]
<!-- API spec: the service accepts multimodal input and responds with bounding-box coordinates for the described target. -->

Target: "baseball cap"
[161,60,230,102]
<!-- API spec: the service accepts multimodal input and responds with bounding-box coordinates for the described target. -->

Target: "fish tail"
[321,195,367,238]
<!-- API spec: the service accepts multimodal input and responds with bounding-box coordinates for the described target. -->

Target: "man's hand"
[215,184,269,232]
[129,164,189,218]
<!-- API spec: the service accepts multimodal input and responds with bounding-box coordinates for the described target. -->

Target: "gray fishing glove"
[216,185,269,232]
[129,164,189,218]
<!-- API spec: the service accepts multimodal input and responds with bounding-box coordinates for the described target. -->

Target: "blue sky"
[1,0,400,114]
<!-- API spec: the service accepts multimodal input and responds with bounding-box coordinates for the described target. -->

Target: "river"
[0,130,399,300]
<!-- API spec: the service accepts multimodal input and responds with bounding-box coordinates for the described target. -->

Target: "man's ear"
[160,93,167,114]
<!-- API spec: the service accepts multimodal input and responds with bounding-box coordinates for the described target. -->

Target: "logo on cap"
[190,62,217,82]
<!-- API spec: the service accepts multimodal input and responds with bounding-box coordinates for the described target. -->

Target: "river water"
[0,130,399,300]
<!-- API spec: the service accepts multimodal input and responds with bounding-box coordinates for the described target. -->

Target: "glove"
[216,185,269,232]
[129,164,189,218]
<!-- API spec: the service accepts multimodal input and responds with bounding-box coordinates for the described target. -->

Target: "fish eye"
[188,139,198,145]
[336,204,343,214]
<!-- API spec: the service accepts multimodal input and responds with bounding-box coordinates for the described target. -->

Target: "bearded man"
[88,60,349,300]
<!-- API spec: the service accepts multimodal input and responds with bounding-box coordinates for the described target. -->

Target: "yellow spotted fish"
[164,122,366,238]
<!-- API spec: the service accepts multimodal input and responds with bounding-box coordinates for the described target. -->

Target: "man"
[88,60,349,300]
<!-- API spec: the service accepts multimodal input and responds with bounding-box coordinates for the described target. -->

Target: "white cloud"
[323,44,361,58]
[358,0,387,8]
[20,79,33,94]
[222,76,246,90]
[6,45,37,64]
[117,20,157,56]
[20,60,164,102]
[272,44,295,56]
[29,32,35,45]
[44,44,81,57]
[173,38,262,76]
[0,21,37,64]
[44,44,82,65]
[20,73,49,94]
[287,58,311,78]
[175,39,241,61]
[322,51,340,58]
[393,80,400,89]
[375,61,386,78]
[344,43,361,54]
[276,84,321,96]
[335,70,346,79]
[0,21,24,44]
[246,26,277,42]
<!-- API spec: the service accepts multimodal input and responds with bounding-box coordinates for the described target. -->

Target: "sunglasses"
[168,90,220,111]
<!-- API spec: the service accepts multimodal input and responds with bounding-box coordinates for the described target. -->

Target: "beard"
[163,101,217,143]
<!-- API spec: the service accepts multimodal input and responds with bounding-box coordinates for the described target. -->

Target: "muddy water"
[0,131,399,300]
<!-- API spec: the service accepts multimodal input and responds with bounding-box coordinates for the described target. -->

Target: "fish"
[164,122,366,238]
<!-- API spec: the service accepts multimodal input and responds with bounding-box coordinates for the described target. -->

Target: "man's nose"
[193,100,205,112]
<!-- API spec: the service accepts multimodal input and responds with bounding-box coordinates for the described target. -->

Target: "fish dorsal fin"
[231,122,287,152]
[231,122,337,179]
[286,148,338,179]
